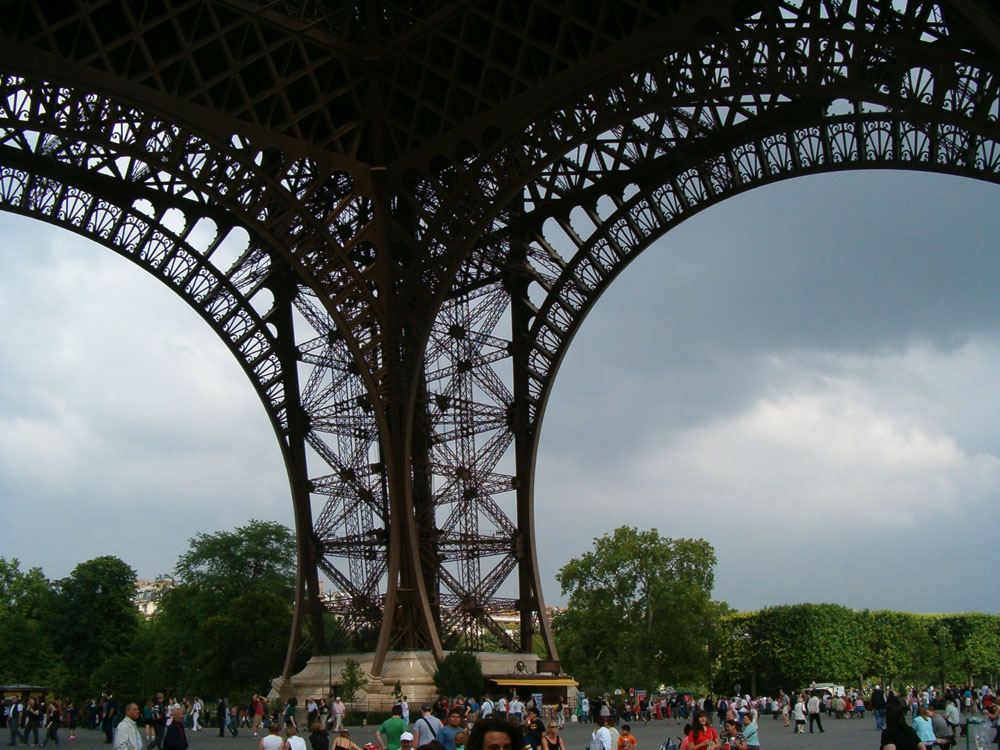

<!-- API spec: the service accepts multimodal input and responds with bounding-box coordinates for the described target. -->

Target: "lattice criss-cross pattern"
[1,0,999,675]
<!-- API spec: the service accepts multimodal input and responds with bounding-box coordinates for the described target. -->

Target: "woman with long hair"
[684,709,720,750]
[880,702,926,750]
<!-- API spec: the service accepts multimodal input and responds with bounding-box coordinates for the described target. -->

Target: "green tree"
[47,556,139,690]
[0,558,61,686]
[959,614,1000,682]
[175,520,296,598]
[150,521,298,696]
[713,612,756,693]
[432,651,484,699]
[554,527,720,692]
[339,658,369,703]
[859,610,919,686]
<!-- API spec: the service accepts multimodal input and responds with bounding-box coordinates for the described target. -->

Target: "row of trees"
[714,604,1000,695]
[0,520,302,702]
[551,527,1000,698]
[7,521,998,705]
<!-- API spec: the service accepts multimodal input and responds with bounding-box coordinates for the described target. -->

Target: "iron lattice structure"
[2,0,1000,676]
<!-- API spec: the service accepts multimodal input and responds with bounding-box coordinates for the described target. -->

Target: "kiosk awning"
[490,678,579,686]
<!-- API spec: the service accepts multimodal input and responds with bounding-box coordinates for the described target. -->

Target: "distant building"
[134,578,175,618]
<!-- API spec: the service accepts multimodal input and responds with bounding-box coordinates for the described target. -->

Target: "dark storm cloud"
[2,170,1000,616]
[532,170,1000,613]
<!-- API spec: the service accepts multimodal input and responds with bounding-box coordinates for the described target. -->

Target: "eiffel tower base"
[269,651,545,710]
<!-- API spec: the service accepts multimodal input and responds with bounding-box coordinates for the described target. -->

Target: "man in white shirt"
[592,718,612,750]
[7,700,25,746]
[332,698,346,732]
[508,698,524,725]
[944,696,961,740]
[806,694,824,734]
[113,704,143,750]
[581,697,590,724]
[480,696,494,718]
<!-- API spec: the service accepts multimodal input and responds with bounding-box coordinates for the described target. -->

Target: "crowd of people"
[4,681,999,750]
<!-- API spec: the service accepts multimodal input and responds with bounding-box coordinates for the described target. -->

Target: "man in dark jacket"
[871,687,887,731]
[150,694,168,750]
[163,706,187,750]
[217,699,226,738]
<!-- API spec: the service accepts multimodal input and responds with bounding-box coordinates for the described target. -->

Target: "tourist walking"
[807,693,825,733]
[331,700,345,734]
[872,686,887,732]
[102,694,118,745]
[217,699,227,738]
[741,713,760,750]
[65,700,77,742]
[190,699,202,733]
[792,696,806,734]
[40,702,61,747]
[23,698,42,746]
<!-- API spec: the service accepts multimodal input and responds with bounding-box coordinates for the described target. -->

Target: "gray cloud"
[2,170,999,619]
[0,215,290,581]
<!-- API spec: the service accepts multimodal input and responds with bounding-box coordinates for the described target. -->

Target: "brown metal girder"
[213,0,476,60]
[526,97,835,214]
[266,281,328,671]
[370,419,445,673]
[0,40,367,171]
[367,170,442,675]
[403,14,1000,298]
[385,1,741,169]
[0,79,398,457]
[505,228,557,659]
[940,0,1000,53]
[0,151,288,406]
[395,13,804,368]
[0,140,237,226]
[0,70,384,329]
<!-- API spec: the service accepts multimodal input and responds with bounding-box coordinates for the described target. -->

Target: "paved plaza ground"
[35,714,935,750]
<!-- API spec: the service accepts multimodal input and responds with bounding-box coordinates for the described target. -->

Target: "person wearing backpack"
[591,717,612,750]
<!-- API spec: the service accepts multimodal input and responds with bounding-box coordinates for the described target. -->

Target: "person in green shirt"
[376,706,408,750]
[284,698,298,730]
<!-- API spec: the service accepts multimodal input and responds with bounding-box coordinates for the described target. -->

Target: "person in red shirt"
[685,710,720,750]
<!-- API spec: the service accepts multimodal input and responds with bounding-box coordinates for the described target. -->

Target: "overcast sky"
[2,169,999,616]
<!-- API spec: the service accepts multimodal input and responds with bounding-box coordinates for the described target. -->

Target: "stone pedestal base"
[270,650,544,709]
